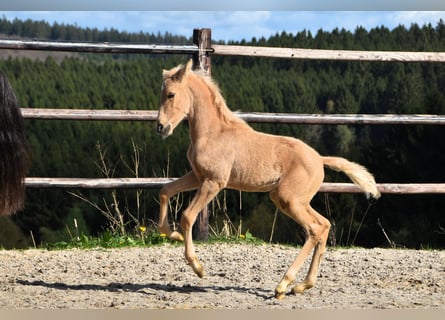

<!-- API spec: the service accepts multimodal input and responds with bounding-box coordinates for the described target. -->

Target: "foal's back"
[221,125,324,193]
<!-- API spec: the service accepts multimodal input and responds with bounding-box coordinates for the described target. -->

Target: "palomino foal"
[156,59,380,299]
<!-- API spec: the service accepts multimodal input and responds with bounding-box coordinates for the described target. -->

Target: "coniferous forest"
[0,17,444,249]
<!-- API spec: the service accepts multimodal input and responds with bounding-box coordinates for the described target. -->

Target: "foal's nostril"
[156,122,164,134]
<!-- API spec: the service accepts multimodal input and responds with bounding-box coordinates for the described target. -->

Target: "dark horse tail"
[0,71,29,216]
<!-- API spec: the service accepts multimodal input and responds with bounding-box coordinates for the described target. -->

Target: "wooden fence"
[1,28,445,196]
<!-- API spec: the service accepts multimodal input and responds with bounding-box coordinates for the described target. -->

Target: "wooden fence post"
[191,28,212,241]
[192,28,211,74]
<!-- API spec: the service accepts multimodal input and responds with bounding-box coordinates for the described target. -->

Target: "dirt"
[0,243,443,309]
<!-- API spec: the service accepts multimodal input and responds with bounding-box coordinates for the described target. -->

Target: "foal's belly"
[226,166,281,192]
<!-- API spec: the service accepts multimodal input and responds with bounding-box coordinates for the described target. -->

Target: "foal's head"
[156,59,194,138]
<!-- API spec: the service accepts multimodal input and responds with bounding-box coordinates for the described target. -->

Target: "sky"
[2,0,445,11]
[1,11,444,42]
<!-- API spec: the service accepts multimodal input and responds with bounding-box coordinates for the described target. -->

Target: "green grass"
[45,230,170,250]
[207,230,264,245]
[44,230,264,250]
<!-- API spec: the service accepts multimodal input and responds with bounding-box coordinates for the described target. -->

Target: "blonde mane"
[192,69,247,126]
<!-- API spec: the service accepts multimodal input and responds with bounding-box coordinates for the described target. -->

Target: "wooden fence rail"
[212,44,445,62]
[21,108,445,125]
[0,39,204,55]
[24,178,445,195]
[2,39,445,62]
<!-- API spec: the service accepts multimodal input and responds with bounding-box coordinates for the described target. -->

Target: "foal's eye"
[167,92,175,99]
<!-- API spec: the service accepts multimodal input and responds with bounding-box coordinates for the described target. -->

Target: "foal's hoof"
[274,282,290,299]
[169,231,184,242]
[291,282,313,295]
[190,259,205,278]
[194,266,205,278]
[274,290,286,300]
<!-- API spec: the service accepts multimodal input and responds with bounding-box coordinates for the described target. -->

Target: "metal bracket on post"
[191,28,211,242]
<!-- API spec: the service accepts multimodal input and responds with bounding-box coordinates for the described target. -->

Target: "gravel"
[0,243,443,309]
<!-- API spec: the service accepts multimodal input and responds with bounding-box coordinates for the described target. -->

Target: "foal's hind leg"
[292,207,330,294]
[270,190,330,299]
[159,171,199,241]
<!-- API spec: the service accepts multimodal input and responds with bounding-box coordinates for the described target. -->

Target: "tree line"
[0,17,444,249]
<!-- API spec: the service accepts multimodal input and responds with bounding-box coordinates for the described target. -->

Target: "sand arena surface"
[0,243,443,309]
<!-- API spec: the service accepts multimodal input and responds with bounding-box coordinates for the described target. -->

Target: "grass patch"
[208,230,264,245]
[45,230,170,250]
[44,230,264,250]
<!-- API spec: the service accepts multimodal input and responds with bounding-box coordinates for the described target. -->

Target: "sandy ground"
[0,243,443,309]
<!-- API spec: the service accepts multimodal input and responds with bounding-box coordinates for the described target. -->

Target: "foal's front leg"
[159,171,199,241]
[180,179,221,278]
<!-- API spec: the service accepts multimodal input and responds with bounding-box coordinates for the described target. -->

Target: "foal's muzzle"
[156,121,171,138]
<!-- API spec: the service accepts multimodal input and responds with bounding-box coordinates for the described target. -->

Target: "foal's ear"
[172,59,193,82]
[184,59,193,74]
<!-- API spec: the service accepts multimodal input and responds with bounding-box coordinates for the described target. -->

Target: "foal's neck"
[188,77,226,134]
[187,74,249,143]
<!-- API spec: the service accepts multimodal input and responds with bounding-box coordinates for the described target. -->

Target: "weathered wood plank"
[0,39,200,54]
[3,39,444,63]
[212,44,445,62]
[21,108,159,121]
[236,112,445,125]
[21,108,445,125]
[24,178,445,194]
[24,177,175,189]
